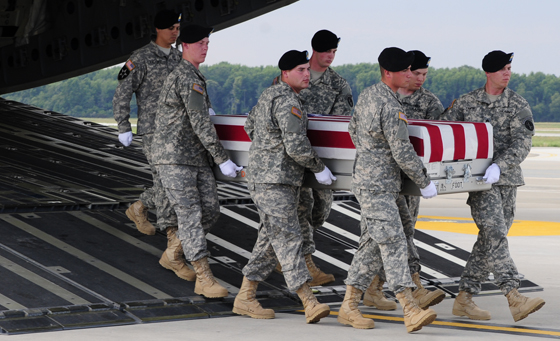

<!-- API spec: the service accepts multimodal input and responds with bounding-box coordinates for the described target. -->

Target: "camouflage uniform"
[345,82,431,294]
[297,67,353,255]
[443,87,534,295]
[398,87,444,120]
[152,59,229,261]
[395,87,444,275]
[113,41,182,229]
[242,81,326,291]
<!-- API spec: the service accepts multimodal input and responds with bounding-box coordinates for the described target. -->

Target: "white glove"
[219,159,243,178]
[209,108,216,116]
[118,131,133,147]
[420,181,438,199]
[483,163,500,184]
[314,166,337,185]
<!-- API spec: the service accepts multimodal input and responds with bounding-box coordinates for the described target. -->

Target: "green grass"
[532,136,560,147]
[535,122,560,129]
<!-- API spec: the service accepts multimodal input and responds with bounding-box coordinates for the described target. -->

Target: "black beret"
[278,50,309,71]
[311,30,340,52]
[410,50,431,71]
[180,24,213,44]
[482,50,514,72]
[154,10,180,29]
[378,47,415,72]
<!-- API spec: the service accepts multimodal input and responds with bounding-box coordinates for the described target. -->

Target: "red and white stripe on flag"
[211,115,493,163]
[408,119,493,163]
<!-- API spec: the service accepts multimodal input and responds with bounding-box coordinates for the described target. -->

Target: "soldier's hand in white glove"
[209,108,216,116]
[314,166,337,185]
[118,131,133,147]
[483,163,500,184]
[420,181,438,199]
[219,159,243,178]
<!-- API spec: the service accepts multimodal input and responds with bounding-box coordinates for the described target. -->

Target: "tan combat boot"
[159,227,196,281]
[125,200,155,235]
[396,288,437,333]
[191,257,228,298]
[362,274,397,310]
[337,285,375,329]
[411,272,446,309]
[232,277,275,319]
[305,254,335,286]
[506,288,545,322]
[296,282,330,323]
[452,291,491,320]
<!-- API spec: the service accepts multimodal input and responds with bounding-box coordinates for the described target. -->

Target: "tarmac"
[6,147,560,340]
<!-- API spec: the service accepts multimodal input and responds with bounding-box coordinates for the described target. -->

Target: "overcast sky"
[203,0,560,76]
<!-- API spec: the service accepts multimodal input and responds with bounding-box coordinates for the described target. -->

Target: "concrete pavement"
[7,147,560,340]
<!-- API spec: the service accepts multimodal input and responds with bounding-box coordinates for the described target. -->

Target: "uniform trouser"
[375,194,422,283]
[139,133,178,230]
[345,189,414,294]
[297,187,334,255]
[243,183,312,292]
[459,185,520,295]
[157,165,220,262]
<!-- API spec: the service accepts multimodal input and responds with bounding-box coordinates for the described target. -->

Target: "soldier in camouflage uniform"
[233,50,334,324]
[298,30,354,286]
[271,30,353,286]
[442,50,545,322]
[364,51,446,311]
[112,10,194,281]
[152,25,242,299]
[338,47,438,332]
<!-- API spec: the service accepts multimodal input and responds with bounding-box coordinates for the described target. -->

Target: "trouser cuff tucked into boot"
[452,291,491,320]
[233,277,275,319]
[159,227,196,281]
[411,272,445,309]
[305,254,335,286]
[337,285,375,329]
[192,257,228,298]
[396,288,437,333]
[296,283,330,324]
[506,288,545,322]
[362,274,397,310]
[125,200,155,235]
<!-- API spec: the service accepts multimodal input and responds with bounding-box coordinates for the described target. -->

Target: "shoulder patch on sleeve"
[398,111,408,123]
[524,118,534,132]
[117,59,135,80]
[187,88,205,111]
[291,106,302,119]
[192,83,205,95]
[347,95,354,107]
[125,59,135,71]
[447,99,457,110]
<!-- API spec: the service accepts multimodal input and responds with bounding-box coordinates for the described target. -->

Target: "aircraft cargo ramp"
[0,99,542,334]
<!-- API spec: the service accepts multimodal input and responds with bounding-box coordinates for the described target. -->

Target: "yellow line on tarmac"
[327,311,560,337]
[415,215,560,236]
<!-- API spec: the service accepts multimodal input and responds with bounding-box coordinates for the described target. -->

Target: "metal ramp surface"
[0,99,542,334]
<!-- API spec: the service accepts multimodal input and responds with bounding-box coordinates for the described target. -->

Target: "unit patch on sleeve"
[291,106,302,119]
[193,83,205,95]
[524,118,534,131]
[398,111,408,123]
[347,95,354,107]
[117,59,135,80]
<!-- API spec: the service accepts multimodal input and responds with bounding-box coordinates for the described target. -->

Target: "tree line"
[3,62,560,122]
